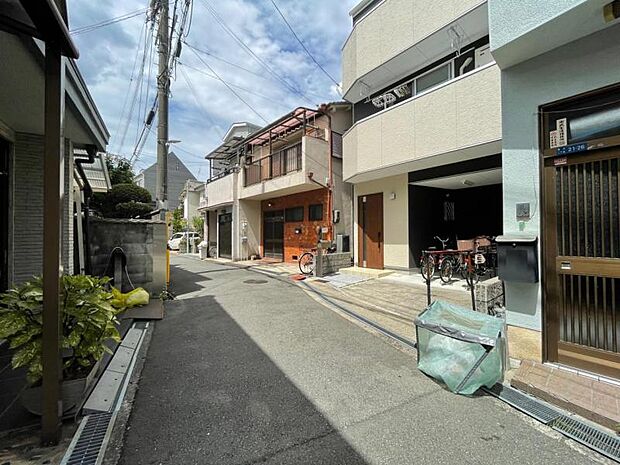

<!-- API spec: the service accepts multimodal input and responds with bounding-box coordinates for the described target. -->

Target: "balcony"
[342,0,488,102]
[240,136,330,200]
[205,170,238,208]
[343,63,502,183]
[244,143,302,187]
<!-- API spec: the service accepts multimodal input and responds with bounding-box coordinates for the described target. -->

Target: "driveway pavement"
[118,255,605,464]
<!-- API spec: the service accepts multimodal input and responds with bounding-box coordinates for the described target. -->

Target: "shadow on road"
[119,290,369,464]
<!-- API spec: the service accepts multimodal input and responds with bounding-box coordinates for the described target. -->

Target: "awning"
[244,107,320,146]
[0,0,78,58]
[206,136,244,160]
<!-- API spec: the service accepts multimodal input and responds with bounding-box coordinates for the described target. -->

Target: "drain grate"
[551,415,620,462]
[485,384,562,424]
[63,412,113,465]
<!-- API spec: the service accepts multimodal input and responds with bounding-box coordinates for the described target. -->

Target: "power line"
[178,60,290,109]
[187,45,269,123]
[268,0,341,90]
[183,42,327,102]
[178,64,225,138]
[70,8,148,35]
[199,0,316,106]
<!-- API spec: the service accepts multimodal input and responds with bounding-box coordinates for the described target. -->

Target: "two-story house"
[342,0,502,271]
[202,104,353,262]
[489,0,620,378]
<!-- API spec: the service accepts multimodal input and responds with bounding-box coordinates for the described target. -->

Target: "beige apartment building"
[342,0,502,271]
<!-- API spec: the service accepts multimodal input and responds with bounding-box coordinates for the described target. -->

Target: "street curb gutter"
[58,322,154,465]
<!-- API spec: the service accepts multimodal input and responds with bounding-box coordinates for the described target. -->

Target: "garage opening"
[408,155,503,267]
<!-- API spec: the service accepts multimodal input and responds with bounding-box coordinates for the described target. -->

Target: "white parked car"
[168,232,201,251]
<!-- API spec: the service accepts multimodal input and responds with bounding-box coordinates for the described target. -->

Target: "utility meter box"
[496,235,539,283]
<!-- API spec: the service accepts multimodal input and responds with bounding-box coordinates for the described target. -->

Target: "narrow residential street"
[118,255,601,465]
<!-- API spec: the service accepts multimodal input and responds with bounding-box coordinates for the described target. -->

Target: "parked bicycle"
[419,236,452,281]
[298,243,337,275]
[438,236,497,285]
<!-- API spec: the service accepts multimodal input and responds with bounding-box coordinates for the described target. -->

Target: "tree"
[105,157,135,186]
[172,208,186,233]
[93,183,153,219]
[192,216,205,238]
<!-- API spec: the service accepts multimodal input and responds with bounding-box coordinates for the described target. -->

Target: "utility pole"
[156,0,169,220]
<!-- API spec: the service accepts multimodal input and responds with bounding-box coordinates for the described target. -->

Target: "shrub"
[0,275,123,384]
[115,201,153,219]
[94,183,153,218]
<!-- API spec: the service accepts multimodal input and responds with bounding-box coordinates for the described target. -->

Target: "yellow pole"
[165,211,172,286]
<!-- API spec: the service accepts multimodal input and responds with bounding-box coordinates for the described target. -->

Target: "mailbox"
[496,235,539,283]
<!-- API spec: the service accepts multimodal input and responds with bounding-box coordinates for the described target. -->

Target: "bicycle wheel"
[439,258,453,283]
[299,252,315,275]
[464,267,480,287]
[420,255,435,281]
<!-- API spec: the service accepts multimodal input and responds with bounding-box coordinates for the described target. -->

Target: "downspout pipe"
[74,145,97,275]
[318,105,334,242]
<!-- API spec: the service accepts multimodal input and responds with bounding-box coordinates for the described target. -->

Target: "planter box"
[21,360,100,416]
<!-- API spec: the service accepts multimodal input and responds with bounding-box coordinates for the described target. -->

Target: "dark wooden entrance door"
[0,138,8,292]
[263,210,284,260]
[218,212,232,259]
[543,151,620,378]
[358,193,383,269]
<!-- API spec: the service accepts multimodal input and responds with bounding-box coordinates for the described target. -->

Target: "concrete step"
[511,360,620,430]
[338,266,393,279]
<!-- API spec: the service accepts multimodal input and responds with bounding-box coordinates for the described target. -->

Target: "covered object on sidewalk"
[414,301,505,395]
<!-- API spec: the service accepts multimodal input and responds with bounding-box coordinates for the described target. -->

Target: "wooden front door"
[543,150,620,378]
[358,193,384,269]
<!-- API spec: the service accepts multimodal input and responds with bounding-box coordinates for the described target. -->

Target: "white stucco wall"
[500,25,620,330]
[343,64,501,182]
[342,0,484,93]
[353,174,409,269]
[206,172,237,208]
[238,199,261,260]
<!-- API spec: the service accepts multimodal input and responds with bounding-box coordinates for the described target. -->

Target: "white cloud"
[67,0,358,178]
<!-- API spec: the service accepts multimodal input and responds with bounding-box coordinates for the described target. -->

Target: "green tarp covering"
[414,300,505,395]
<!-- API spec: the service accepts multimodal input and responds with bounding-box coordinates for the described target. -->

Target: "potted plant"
[0,275,123,415]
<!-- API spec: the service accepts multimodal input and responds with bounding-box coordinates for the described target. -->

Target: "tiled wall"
[261,188,330,262]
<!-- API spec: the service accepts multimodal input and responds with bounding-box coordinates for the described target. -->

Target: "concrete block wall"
[89,218,166,296]
[316,252,353,277]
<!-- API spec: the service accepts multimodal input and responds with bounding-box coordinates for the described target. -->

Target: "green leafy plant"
[172,208,186,233]
[92,183,153,218]
[0,275,123,385]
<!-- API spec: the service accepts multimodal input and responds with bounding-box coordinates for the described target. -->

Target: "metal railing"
[244,142,302,187]
[207,166,238,184]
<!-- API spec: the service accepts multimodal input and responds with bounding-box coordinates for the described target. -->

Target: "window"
[285,206,304,222]
[309,204,323,221]
[415,63,451,94]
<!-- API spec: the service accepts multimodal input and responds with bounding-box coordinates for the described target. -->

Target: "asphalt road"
[118,256,602,465]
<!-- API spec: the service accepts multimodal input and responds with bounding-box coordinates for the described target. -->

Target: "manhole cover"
[243,279,268,284]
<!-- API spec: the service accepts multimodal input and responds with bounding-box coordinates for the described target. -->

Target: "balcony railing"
[244,143,302,187]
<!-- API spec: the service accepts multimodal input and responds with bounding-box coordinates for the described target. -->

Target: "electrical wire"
[199,0,316,106]
[268,0,341,90]
[70,7,148,35]
[187,46,269,123]
[178,65,225,138]
[113,18,148,155]
[178,61,291,109]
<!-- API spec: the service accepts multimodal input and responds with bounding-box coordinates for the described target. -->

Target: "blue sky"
[67,0,358,179]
